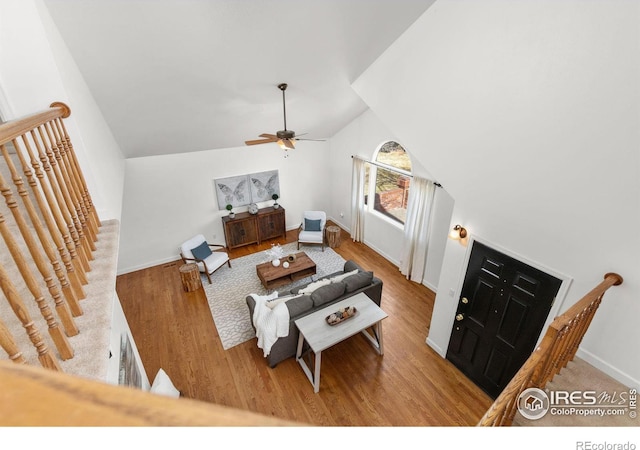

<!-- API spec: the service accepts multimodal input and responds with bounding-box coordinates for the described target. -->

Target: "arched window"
[365,141,412,225]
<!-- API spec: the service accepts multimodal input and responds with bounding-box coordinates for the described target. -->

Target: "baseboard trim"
[118,256,179,276]
[422,279,438,293]
[426,336,446,358]
[575,348,640,389]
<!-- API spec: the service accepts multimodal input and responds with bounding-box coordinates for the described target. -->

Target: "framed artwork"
[118,333,142,389]
[214,174,251,209]
[214,170,280,209]
[249,170,280,202]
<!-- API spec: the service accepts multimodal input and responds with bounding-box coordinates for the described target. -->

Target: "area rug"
[203,243,346,350]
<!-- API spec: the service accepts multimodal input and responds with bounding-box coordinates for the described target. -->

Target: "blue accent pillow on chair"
[305,218,322,231]
[190,241,212,260]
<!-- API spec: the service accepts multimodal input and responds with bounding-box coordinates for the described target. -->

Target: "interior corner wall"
[117,141,330,274]
[353,0,640,387]
[0,0,126,221]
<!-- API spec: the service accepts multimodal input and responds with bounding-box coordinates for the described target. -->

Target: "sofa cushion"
[266,293,303,310]
[329,268,358,284]
[296,278,331,295]
[311,282,346,307]
[343,271,374,292]
[286,295,314,318]
[344,260,363,273]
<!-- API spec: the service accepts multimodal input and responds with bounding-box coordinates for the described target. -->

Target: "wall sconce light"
[448,224,468,240]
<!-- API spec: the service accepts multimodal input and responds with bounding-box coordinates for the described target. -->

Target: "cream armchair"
[179,234,231,284]
[297,211,327,251]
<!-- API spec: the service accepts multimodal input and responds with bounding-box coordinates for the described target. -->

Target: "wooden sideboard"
[222,206,286,249]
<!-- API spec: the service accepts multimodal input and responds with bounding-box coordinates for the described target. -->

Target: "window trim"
[366,141,412,228]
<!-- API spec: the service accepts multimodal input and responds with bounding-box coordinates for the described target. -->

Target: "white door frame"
[450,234,573,351]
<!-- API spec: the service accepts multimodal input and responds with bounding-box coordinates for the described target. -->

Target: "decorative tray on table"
[326,306,357,326]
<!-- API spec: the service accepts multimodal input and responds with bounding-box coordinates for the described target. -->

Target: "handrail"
[0,102,100,371]
[478,272,623,426]
[0,360,302,426]
[0,103,69,147]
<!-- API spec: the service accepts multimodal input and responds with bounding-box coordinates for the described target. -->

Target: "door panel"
[468,280,495,326]
[446,241,562,398]
[497,295,528,346]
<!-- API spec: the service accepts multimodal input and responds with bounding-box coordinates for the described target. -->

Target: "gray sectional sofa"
[246,260,383,367]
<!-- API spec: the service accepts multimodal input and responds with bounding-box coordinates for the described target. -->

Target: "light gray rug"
[203,243,346,350]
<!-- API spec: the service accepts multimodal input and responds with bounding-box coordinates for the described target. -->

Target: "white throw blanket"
[251,292,290,357]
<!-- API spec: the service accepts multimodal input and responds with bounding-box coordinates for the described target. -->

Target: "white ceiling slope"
[42,0,435,158]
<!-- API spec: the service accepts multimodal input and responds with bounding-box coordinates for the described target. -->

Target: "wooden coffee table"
[256,252,316,290]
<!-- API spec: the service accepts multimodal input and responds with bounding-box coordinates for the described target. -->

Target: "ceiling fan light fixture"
[277,138,295,150]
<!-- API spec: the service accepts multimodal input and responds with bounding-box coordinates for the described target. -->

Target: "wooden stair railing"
[0,360,301,426]
[478,272,623,426]
[0,102,100,371]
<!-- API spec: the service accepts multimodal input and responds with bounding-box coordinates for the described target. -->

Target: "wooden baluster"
[50,103,101,231]
[48,118,97,252]
[36,125,91,275]
[0,162,77,354]
[0,317,26,365]
[0,210,75,359]
[2,141,83,323]
[478,273,623,426]
[51,113,100,239]
[45,121,95,260]
[30,127,88,294]
[0,260,61,371]
[17,134,86,301]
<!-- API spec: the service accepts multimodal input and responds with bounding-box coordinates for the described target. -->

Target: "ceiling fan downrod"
[278,83,288,131]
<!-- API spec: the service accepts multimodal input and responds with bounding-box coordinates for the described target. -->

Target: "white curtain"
[399,176,435,282]
[350,156,366,242]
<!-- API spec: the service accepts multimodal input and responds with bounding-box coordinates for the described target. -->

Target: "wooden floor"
[115,224,493,426]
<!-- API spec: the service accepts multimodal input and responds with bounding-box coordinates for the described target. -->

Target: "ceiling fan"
[244,83,323,151]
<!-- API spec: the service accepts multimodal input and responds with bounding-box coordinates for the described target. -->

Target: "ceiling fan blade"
[259,133,277,139]
[296,138,326,142]
[245,137,277,146]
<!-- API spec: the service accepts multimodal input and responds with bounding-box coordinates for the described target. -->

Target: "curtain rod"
[351,155,443,188]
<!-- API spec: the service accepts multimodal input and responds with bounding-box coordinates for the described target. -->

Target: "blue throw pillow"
[305,218,322,231]
[190,241,212,260]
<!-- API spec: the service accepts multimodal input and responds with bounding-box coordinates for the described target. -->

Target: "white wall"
[118,141,330,273]
[353,0,640,387]
[119,107,455,291]
[0,0,125,220]
[327,108,454,290]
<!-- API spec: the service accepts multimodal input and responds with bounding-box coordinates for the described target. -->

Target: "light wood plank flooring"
[115,224,493,426]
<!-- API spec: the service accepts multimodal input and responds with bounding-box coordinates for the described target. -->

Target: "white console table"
[294,293,387,393]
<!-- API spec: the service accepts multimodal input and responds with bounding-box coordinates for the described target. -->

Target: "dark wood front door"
[446,241,562,398]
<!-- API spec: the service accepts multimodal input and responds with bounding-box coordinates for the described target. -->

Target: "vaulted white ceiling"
[42,0,435,158]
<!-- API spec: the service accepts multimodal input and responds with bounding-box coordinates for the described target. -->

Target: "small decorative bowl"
[326,306,357,326]
[287,254,296,263]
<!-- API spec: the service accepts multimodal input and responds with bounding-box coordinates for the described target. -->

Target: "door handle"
[456,313,464,321]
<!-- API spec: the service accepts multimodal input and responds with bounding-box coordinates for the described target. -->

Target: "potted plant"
[272,193,280,209]
[226,204,235,219]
